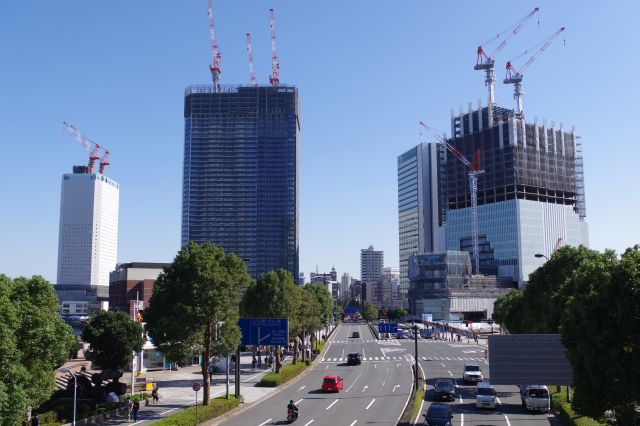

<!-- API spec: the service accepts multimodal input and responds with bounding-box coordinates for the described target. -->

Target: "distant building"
[57,166,119,287]
[360,246,383,283]
[350,280,363,303]
[381,267,404,310]
[109,262,169,317]
[298,272,305,285]
[340,273,352,303]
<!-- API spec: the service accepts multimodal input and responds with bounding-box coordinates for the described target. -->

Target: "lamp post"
[534,253,549,261]
[59,368,77,426]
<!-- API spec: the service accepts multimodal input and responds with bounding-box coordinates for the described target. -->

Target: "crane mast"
[420,122,484,275]
[62,121,101,174]
[475,7,539,120]
[504,27,565,117]
[269,8,280,86]
[208,0,222,92]
[246,33,257,86]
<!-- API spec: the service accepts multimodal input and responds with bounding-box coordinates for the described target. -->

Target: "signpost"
[378,322,398,334]
[238,318,289,346]
[192,382,201,422]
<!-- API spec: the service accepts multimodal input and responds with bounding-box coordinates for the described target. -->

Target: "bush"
[258,362,308,387]
[154,396,240,426]
[550,387,606,426]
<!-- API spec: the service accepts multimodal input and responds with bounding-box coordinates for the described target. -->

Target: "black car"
[352,331,360,338]
[424,402,453,426]
[347,353,361,366]
[434,379,456,401]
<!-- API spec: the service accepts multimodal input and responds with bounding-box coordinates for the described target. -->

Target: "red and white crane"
[420,121,484,275]
[62,121,102,174]
[269,8,280,87]
[504,27,565,117]
[475,7,539,116]
[246,33,257,86]
[207,0,222,92]
[98,149,110,175]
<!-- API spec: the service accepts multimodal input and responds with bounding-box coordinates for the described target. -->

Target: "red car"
[321,375,344,392]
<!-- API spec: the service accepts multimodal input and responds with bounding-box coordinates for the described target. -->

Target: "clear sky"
[1,1,638,283]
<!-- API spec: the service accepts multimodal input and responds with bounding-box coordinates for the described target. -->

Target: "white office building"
[57,168,119,287]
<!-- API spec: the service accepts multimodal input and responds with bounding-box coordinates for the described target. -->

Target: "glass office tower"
[182,85,300,279]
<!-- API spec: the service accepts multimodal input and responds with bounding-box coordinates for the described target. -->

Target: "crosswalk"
[320,355,485,363]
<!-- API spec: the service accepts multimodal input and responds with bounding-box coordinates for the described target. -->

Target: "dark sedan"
[434,379,456,401]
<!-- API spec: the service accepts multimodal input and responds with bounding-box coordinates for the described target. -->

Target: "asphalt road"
[221,323,414,426]
[392,333,562,426]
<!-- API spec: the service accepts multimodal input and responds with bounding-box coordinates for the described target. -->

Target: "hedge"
[258,361,309,387]
[154,396,240,426]
[550,387,606,426]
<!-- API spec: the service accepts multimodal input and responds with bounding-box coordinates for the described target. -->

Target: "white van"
[520,385,551,412]
[475,382,496,409]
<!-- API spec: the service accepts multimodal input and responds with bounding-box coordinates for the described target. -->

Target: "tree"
[241,269,300,373]
[361,303,378,322]
[82,311,144,373]
[144,242,251,405]
[396,308,408,320]
[0,275,77,425]
[304,284,334,323]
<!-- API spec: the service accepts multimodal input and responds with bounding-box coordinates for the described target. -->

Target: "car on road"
[352,331,360,338]
[475,382,496,409]
[424,402,453,426]
[462,363,483,384]
[347,353,361,366]
[434,379,456,401]
[321,375,344,392]
[520,385,550,412]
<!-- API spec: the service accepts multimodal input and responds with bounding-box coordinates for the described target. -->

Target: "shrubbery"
[258,362,308,387]
[153,396,239,426]
[550,387,606,426]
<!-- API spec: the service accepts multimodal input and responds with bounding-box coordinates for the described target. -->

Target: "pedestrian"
[484,348,488,359]
[132,400,140,422]
[151,385,159,404]
[31,415,39,426]
[258,352,262,368]
[208,362,215,381]
[126,398,133,422]
[251,356,257,373]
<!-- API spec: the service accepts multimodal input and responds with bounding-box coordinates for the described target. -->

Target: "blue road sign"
[378,322,398,334]
[239,318,289,346]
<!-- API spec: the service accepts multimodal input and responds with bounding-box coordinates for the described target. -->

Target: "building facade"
[181,85,300,279]
[340,273,352,303]
[397,143,445,301]
[109,262,169,317]
[57,166,119,287]
[360,245,384,283]
[444,103,588,287]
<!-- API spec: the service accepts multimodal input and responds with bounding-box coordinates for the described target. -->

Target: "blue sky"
[1,1,638,282]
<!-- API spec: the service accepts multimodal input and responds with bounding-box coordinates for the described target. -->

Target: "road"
[220,323,414,426]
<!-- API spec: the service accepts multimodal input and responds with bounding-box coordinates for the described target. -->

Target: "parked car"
[475,382,496,409]
[321,375,344,392]
[347,353,361,366]
[520,385,550,412]
[352,331,360,338]
[462,363,483,384]
[424,402,453,426]
[434,379,456,401]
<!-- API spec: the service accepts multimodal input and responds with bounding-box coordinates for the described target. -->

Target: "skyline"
[1,1,639,283]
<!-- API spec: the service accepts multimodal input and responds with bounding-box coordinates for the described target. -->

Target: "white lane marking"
[242,371,268,383]
[326,399,338,410]
[258,419,272,426]
[484,359,488,365]
[445,357,451,360]
[459,393,463,403]
[504,414,512,426]
[349,421,357,426]
[414,363,427,425]
[374,364,377,368]
[362,385,368,392]
[374,356,379,360]
[304,421,314,426]
[448,370,453,376]
[342,348,345,359]
[295,398,304,404]
[325,365,328,370]
[365,398,376,410]
[345,361,367,392]
[393,384,400,392]
[441,362,446,367]
[497,397,502,405]
[461,413,464,426]
[298,385,306,391]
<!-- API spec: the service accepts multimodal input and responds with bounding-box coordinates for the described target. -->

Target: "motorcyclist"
[287,400,299,419]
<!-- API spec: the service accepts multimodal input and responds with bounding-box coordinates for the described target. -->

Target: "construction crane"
[246,33,257,86]
[207,0,222,92]
[475,7,539,116]
[62,121,101,174]
[504,27,565,117]
[98,149,110,175]
[269,8,280,87]
[420,121,484,275]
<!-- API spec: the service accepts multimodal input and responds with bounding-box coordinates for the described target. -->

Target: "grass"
[258,361,309,387]
[411,388,425,424]
[153,396,240,426]
[315,340,325,352]
[549,386,606,426]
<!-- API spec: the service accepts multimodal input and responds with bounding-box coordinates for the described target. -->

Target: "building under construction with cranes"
[181,5,299,279]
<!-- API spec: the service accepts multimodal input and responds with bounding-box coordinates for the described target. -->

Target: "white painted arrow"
[392,385,400,392]
[298,385,306,391]
[362,385,368,392]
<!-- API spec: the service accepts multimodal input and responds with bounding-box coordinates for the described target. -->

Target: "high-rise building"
[360,245,384,283]
[397,143,445,299]
[181,85,300,279]
[57,166,119,287]
[445,103,588,287]
[340,273,352,303]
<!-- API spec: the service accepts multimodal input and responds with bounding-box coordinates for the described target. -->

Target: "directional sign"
[378,322,398,334]
[239,318,289,346]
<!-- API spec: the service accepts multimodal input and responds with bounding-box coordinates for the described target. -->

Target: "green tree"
[82,310,144,373]
[304,284,334,322]
[396,308,408,320]
[241,269,300,373]
[144,242,251,405]
[361,303,378,322]
[294,286,323,362]
[0,275,76,425]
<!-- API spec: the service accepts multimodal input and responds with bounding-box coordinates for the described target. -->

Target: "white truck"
[520,385,551,412]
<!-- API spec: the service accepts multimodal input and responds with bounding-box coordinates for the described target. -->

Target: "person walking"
[126,398,133,422]
[208,363,215,382]
[251,356,257,373]
[132,400,140,422]
[258,352,262,368]
[151,385,159,404]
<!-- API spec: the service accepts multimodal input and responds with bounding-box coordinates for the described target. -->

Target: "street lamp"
[59,368,76,426]
[534,253,549,260]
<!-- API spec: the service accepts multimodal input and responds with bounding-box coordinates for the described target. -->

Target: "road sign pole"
[235,346,240,398]
[414,324,419,390]
[195,389,198,424]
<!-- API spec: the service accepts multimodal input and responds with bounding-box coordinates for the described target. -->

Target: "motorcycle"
[287,409,299,423]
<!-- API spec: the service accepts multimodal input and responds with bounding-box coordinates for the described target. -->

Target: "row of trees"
[493,245,640,424]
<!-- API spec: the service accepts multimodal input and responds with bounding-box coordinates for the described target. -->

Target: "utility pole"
[413,324,419,390]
